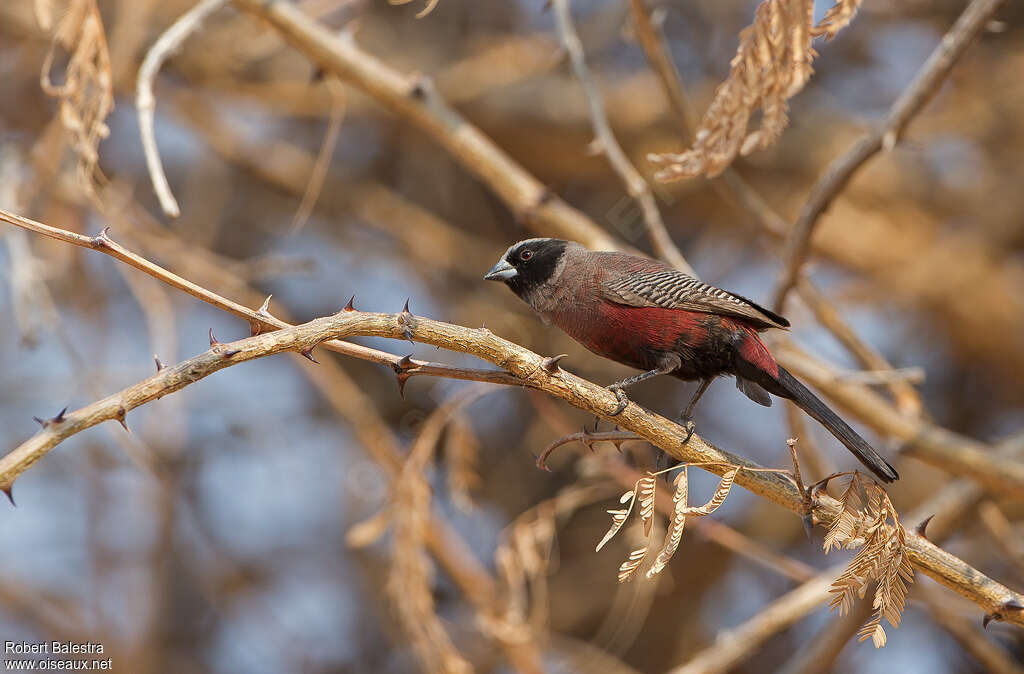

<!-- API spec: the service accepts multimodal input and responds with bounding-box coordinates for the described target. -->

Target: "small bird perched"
[484,238,898,483]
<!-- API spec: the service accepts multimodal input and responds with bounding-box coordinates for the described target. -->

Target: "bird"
[484,238,898,483]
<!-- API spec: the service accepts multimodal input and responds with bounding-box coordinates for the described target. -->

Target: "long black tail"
[772,366,899,483]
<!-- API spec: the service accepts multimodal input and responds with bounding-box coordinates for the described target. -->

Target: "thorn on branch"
[300,346,320,364]
[536,429,641,471]
[116,406,129,433]
[393,354,416,398]
[1,485,14,507]
[541,354,568,374]
[33,407,68,428]
[915,514,935,539]
[397,299,415,342]
[209,328,220,347]
[154,355,166,372]
[343,295,356,312]
[252,296,274,335]
[91,226,112,248]
[406,73,432,99]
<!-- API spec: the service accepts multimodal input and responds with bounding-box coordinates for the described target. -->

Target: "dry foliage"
[445,413,481,512]
[648,0,862,180]
[600,466,741,582]
[38,0,113,192]
[388,472,473,674]
[822,472,915,648]
[486,485,611,643]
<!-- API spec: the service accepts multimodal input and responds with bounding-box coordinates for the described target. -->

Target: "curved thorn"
[1004,600,1024,612]
[154,355,166,371]
[402,298,411,314]
[1,485,14,506]
[300,347,319,364]
[915,514,935,539]
[222,348,241,358]
[116,407,129,433]
[541,353,568,374]
[54,407,67,424]
[92,226,112,246]
[983,613,995,629]
[258,295,273,314]
[343,295,356,312]
[209,328,219,346]
[33,416,46,427]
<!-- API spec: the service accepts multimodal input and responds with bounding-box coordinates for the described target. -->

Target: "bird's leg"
[677,377,713,442]
[607,354,681,417]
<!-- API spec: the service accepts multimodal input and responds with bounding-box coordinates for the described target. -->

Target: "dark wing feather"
[599,263,789,329]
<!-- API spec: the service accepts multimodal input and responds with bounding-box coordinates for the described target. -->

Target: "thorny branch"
[2,301,1022,626]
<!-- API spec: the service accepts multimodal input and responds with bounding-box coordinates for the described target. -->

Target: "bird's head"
[484,238,569,298]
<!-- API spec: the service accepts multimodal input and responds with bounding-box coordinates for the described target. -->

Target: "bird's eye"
[520,250,533,261]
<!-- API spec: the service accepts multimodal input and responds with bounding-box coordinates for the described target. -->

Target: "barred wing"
[601,267,789,329]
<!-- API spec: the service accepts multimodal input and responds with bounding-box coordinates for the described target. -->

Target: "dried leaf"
[684,468,738,516]
[647,467,689,578]
[39,0,114,195]
[823,472,914,648]
[812,0,864,40]
[649,0,861,180]
[618,546,648,583]
[638,475,657,536]
[596,507,631,552]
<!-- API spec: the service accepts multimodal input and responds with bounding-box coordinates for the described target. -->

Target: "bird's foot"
[607,386,630,417]
[679,418,696,444]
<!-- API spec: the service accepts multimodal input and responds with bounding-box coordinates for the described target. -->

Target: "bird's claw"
[608,387,629,417]
[680,419,696,444]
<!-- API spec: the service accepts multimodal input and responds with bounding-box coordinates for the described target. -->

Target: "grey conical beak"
[484,258,517,281]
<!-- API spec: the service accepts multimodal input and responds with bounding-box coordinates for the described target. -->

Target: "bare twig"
[137,0,229,218]
[771,0,1008,310]
[552,0,693,275]
[666,567,844,674]
[978,501,1024,579]
[627,0,695,134]
[775,596,875,674]
[796,278,923,416]
[288,76,345,233]
[230,0,624,250]
[920,584,1024,674]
